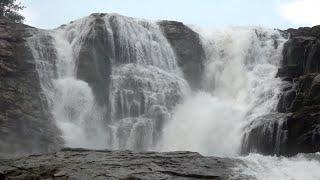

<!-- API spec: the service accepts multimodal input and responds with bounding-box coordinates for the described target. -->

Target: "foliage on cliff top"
[0,0,25,23]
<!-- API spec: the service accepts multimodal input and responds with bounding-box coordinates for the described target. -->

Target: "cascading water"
[26,13,320,179]
[159,27,286,156]
[27,18,109,149]
[27,14,188,150]
[105,15,189,150]
[109,64,188,150]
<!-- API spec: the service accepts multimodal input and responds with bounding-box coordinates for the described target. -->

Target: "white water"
[106,14,189,150]
[159,92,244,156]
[28,17,109,149]
[109,63,188,150]
[28,14,188,150]
[159,27,286,157]
[239,153,320,180]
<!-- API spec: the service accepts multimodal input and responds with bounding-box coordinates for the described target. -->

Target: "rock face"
[159,21,205,90]
[276,73,320,156]
[77,14,112,106]
[243,26,320,156]
[241,113,288,156]
[277,26,320,155]
[277,26,320,79]
[0,17,62,156]
[76,14,113,121]
[0,148,247,180]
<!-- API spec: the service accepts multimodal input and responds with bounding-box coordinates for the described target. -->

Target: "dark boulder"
[158,21,205,90]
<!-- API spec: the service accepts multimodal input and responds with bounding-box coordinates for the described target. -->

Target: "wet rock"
[245,25,320,155]
[0,148,248,180]
[277,73,320,156]
[158,21,205,90]
[270,25,320,156]
[283,106,320,156]
[277,88,296,113]
[277,73,320,113]
[241,113,289,156]
[277,26,320,80]
[244,73,320,156]
[76,14,113,108]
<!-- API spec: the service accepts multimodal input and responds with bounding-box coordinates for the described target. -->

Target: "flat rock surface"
[0,148,249,180]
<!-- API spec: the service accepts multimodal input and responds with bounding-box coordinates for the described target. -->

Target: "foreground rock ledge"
[0,148,248,180]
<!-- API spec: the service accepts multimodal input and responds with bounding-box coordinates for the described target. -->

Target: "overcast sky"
[19,0,320,29]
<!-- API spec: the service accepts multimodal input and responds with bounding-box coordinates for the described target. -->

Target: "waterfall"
[28,16,287,153]
[159,27,287,156]
[25,13,320,179]
[106,15,189,150]
[27,14,188,150]
[27,17,109,149]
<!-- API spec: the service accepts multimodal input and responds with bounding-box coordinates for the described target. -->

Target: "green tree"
[0,0,25,23]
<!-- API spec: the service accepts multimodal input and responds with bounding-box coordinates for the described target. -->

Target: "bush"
[0,0,25,23]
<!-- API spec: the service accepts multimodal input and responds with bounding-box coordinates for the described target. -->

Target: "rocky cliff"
[243,26,320,156]
[0,17,62,156]
[277,26,320,155]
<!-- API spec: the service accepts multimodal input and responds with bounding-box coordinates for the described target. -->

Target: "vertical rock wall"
[0,18,61,156]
